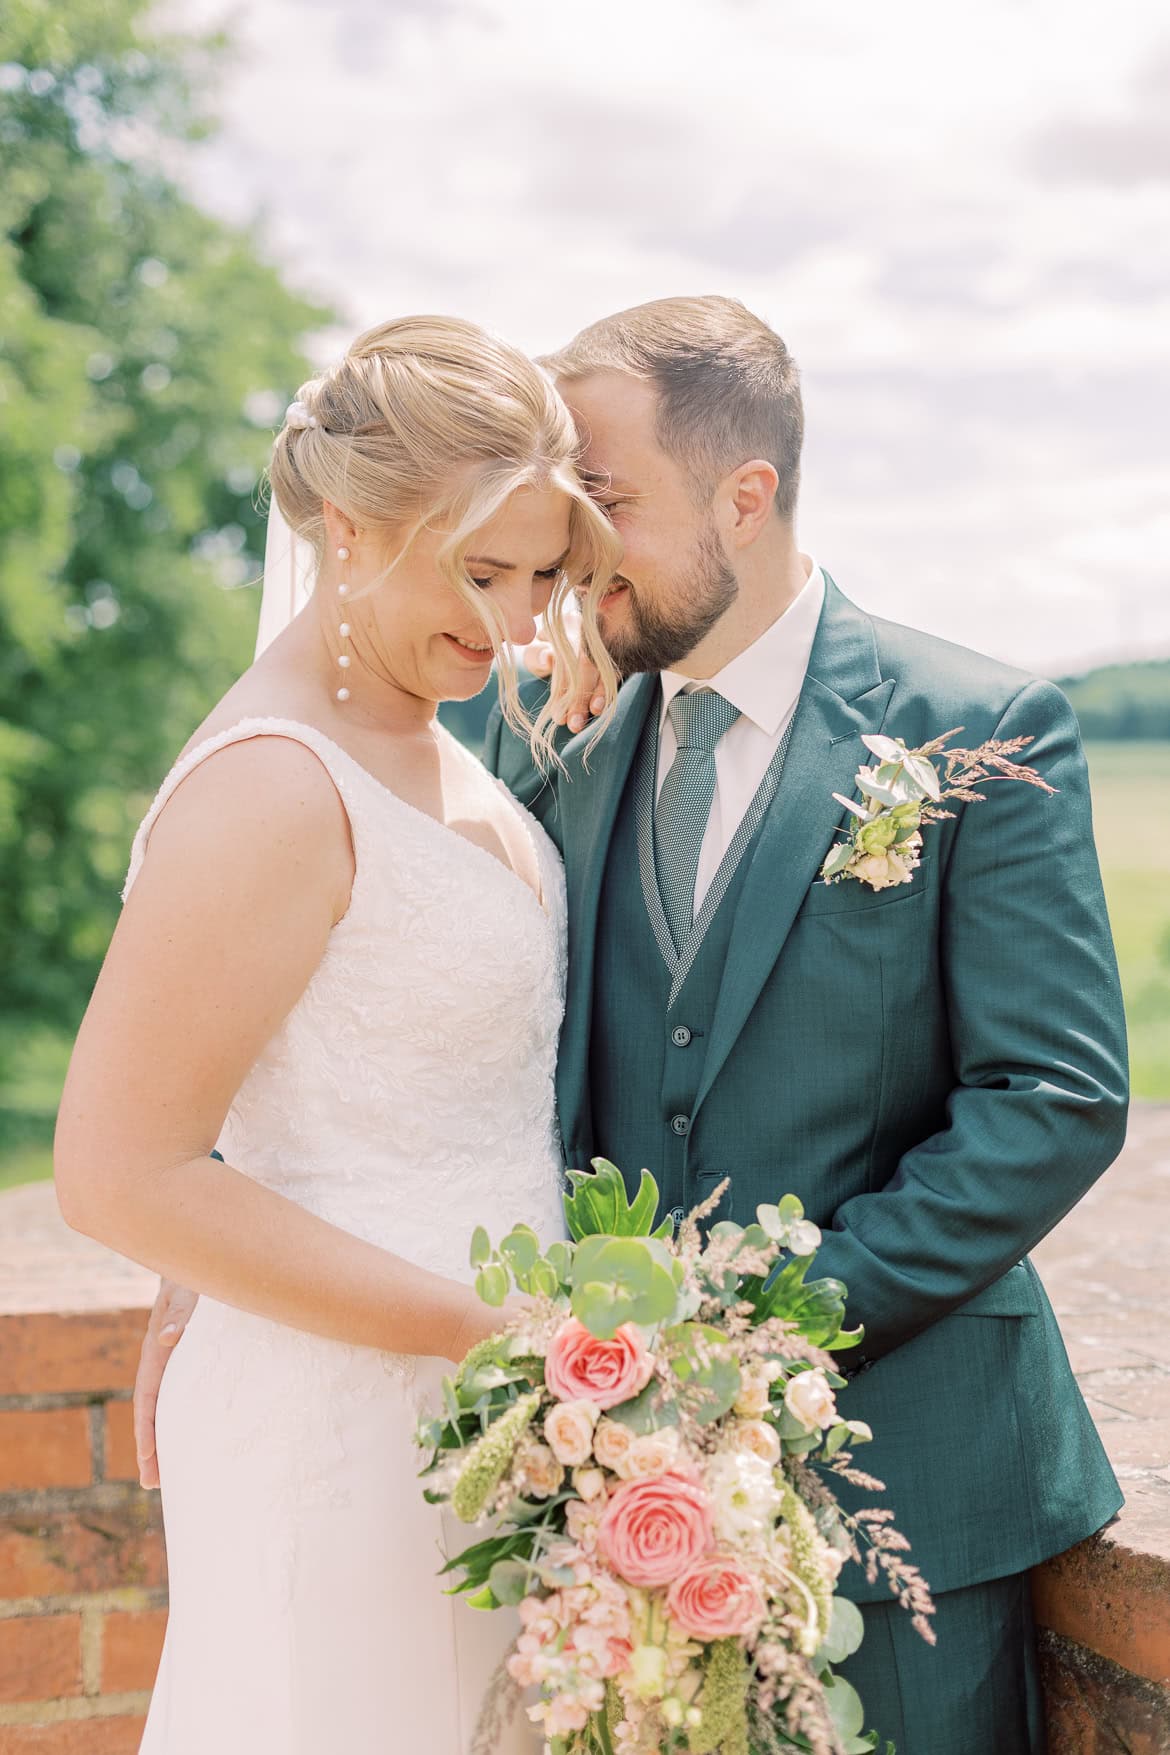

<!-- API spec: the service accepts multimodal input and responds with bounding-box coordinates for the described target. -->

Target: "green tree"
[0,0,331,1081]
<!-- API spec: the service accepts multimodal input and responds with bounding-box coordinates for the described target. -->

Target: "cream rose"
[571,1466,607,1503]
[730,1419,781,1467]
[622,1428,681,1480]
[543,1399,599,1467]
[592,1416,635,1472]
[515,1439,565,1499]
[784,1368,838,1433]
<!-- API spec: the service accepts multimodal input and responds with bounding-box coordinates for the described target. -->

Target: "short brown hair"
[541,295,803,518]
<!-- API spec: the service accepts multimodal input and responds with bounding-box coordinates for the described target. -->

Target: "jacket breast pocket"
[798,858,931,921]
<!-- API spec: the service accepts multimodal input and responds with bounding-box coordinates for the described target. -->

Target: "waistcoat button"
[671,1025,693,1048]
[670,1114,691,1137]
[669,1205,685,1232]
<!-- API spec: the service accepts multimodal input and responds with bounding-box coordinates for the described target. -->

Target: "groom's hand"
[519,638,606,736]
[133,1278,198,1488]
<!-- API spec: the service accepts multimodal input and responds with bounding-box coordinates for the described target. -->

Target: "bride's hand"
[520,638,606,737]
[134,1279,199,1489]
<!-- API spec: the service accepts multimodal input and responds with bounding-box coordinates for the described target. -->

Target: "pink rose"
[597,1471,714,1588]
[666,1554,767,1641]
[545,1318,655,1411]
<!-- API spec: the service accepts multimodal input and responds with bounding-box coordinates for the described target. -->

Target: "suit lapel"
[693,580,895,1118]
[556,672,658,1155]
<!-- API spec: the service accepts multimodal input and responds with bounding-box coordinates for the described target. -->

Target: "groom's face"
[559,371,738,677]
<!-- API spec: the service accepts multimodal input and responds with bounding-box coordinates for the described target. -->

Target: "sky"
[163,0,1169,677]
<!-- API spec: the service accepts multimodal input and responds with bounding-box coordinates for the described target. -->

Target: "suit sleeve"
[483,683,566,850]
[811,679,1129,1370]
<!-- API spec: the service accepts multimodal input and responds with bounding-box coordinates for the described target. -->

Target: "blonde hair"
[268,315,621,766]
[541,295,804,517]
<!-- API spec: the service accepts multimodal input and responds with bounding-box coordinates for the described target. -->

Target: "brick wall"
[0,1308,167,1754]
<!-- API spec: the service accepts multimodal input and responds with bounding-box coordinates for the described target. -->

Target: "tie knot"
[667,687,740,754]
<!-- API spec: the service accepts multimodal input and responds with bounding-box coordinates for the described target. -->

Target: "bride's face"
[340,484,571,705]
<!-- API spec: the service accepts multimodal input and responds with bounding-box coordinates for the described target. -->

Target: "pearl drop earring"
[336,545,351,701]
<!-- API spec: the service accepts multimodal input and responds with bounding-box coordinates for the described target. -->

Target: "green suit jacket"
[484,577,1127,1599]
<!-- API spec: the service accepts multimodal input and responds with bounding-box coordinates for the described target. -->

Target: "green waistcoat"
[591,704,790,1228]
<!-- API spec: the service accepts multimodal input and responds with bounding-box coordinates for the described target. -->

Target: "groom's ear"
[722,459,780,549]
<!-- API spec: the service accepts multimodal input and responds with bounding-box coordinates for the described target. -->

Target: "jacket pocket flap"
[953,1262,1040,1318]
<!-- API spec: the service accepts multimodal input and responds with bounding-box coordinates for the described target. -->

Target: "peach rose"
[592,1417,635,1472]
[729,1419,782,1467]
[622,1428,681,1479]
[597,1471,714,1588]
[543,1399,600,1467]
[545,1318,655,1411]
[666,1554,767,1641]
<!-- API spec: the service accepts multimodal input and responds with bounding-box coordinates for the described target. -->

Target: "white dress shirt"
[655,560,825,909]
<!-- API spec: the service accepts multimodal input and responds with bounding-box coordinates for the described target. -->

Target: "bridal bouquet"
[415,1164,933,1755]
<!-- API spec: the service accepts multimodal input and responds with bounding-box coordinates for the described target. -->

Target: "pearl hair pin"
[336,545,352,701]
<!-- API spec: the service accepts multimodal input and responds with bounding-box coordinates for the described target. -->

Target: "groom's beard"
[602,527,739,679]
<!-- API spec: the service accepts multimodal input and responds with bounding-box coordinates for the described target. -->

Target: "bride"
[53,316,620,1753]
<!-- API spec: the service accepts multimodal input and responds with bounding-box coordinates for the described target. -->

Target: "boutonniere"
[821,727,1057,891]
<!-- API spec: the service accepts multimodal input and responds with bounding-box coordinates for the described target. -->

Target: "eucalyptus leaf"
[823,1675,865,1742]
[500,1226,540,1275]
[814,1597,866,1668]
[469,1225,492,1269]
[488,1559,529,1605]
[528,1258,561,1298]
[606,1379,680,1434]
[821,841,854,879]
[903,752,942,800]
[475,1262,510,1307]
[572,1282,636,1339]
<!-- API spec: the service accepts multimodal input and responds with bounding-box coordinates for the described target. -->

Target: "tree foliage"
[0,0,331,1071]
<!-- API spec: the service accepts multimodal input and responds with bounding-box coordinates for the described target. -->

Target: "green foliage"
[0,0,331,1079]
[563,1156,674,1242]
[1060,661,1170,741]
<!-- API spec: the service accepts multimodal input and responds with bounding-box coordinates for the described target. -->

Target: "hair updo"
[267,315,620,763]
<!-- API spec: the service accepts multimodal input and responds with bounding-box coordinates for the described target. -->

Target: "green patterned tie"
[654,687,741,953]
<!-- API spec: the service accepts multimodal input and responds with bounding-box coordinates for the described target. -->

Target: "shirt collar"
[659,559,825,736]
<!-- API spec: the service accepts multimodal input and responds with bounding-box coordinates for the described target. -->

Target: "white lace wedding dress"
[130,717,565,1754]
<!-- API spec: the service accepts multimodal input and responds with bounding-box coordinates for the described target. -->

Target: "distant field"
[1084,741,1170,1101]
[2,739,1167,1195]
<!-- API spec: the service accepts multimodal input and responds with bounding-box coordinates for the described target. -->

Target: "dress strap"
[122,716,366,901]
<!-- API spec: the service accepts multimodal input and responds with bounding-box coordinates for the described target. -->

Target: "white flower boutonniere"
[821,727,1058,891]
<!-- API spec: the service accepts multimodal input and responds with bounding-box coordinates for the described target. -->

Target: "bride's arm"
[55,736,494,1364]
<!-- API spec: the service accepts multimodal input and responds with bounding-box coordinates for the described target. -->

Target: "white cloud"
[158,0,1170,671]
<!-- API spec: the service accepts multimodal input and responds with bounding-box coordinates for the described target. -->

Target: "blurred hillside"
[1056,659,1170,742]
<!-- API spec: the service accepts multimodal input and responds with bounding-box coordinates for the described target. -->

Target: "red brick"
[0,1501,165,1599]
[100,1608,167,1694]
[0,1313,145,1399]
[101,1403,138,1485]
[0,1409,92,1492]
[0,1718,147,1754]
[1033,1534,1170,1686]
[0,1613,82,1704]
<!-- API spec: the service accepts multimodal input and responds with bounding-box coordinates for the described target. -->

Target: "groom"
[483,297,1127,1752]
